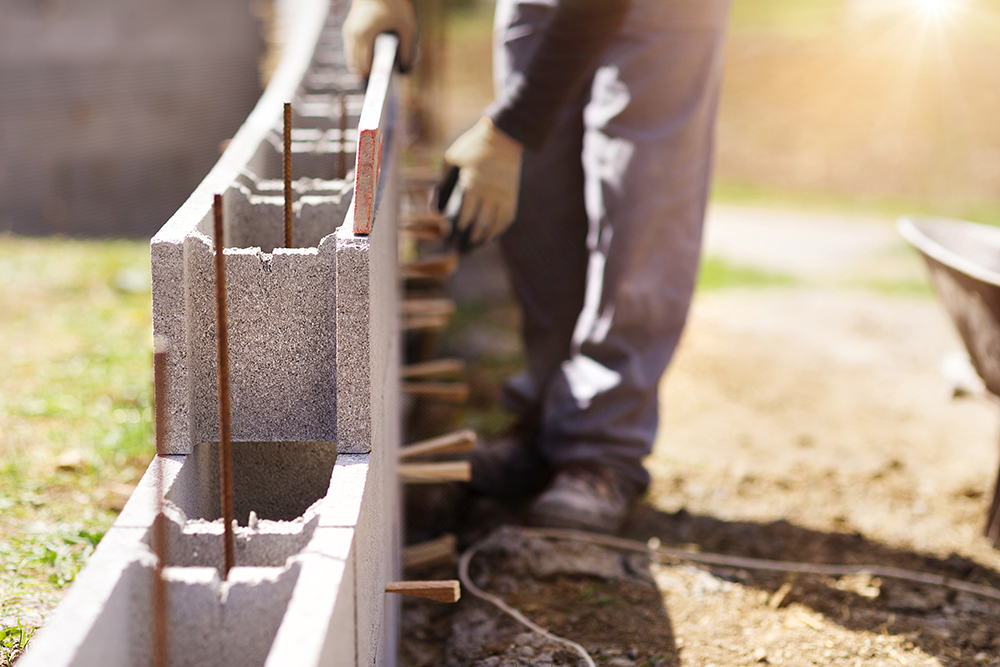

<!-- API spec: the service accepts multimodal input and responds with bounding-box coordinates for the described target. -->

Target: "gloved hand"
[443,117,524,247]
[342,0,417,78]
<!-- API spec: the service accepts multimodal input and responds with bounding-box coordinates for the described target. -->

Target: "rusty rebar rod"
[337,93,347,180]
[213,194,236,578]
[283,101,293,249]
[152,342,169,667]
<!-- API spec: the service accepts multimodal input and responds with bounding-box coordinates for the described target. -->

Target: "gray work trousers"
[493,0,731,490]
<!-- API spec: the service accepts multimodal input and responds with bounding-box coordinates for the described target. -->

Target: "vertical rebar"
[213,194,236,578]
[152,342,169,667]
[336,93,347,180]
[283,102,293,249]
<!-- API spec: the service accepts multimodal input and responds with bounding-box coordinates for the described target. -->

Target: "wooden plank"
[401,382,469,403]
[401,359,466,380]
[352,34,398,234]
[399,429,476,459]
[399,461,472,483]
[402,534,458,569]
[403,298,455,317]
[385,580,461,603]
[400,252,458,279]
[402,314,451,332]
[399,211,450,240]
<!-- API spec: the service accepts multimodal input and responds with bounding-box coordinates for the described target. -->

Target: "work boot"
[527,464,640,534]
[468,434,552,502]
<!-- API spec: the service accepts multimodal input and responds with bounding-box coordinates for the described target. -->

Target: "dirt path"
[403,205,1000,667]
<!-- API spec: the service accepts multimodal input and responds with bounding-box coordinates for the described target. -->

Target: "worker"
[344,0,731,534]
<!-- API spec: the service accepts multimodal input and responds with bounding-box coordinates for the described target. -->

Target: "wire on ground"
[457,526,1000,666]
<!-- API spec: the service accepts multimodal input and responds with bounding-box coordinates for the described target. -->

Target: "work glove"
[442,117,524,247]
[342,0,417,78]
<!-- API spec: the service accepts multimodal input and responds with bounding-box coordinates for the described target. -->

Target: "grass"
[0,620,34,666]
[0,235,154,659]
[697,257,799,292]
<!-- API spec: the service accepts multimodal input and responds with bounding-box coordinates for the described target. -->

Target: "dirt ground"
[400,206,1000,667]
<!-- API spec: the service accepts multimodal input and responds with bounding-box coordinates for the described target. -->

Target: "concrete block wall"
[19,0,403,664]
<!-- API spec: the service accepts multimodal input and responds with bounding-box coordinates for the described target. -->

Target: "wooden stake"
[402,314,451,332]
[401,381,469,404]
[403,534,458,569]
[403,298,455,317]
[399,429,476,459]
[283,101,293,249]
[385,580,461,603]
[401,359,466,380]
[399,211,450,240]
[213,194,236,579]
[401,252,458,280]
[399,461,471,484]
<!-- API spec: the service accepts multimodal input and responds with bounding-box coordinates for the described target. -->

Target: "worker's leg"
[493,0,590,423]
[531,0,732,493]
[465,0,590,499]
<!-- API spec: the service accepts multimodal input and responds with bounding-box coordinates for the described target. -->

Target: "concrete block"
[225,173,353,252]
[179,233,340,449]
[335,152,401,455]
[267,551,355,667]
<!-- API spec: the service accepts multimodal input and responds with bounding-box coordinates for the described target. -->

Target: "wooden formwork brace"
[401,381,470,403]
[402,298,456,332]
[399,210,450,240]
[401,358,466,380]
[385,580,461,603]
[402,534,458,569]
[398,460,472,484]
[401,251,459,280]
[399,429,476,459]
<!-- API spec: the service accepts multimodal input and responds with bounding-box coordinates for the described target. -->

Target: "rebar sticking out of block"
[337,93,348,180]
[152,341,169,667]
[399,429,476,459]
[213,194,236,578]
[283,102,293,249]
[398,460,472,484]
[385,580,461,603]
[401,381,469,403]
[401,358,466,380]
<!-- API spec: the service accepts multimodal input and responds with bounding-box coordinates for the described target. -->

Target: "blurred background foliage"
[431,0,1000,223]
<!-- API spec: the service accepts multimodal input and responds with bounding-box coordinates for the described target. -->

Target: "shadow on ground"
[401,492,1000,667]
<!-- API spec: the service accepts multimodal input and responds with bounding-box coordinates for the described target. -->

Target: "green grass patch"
[0,234,154,640]
[697,256,799,291]
[712,179,1000,228]
[730,0,846,35]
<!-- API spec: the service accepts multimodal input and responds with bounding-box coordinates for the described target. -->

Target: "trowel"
[435,165,476,254]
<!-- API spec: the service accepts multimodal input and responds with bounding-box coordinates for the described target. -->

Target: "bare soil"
[401,212,1000,667]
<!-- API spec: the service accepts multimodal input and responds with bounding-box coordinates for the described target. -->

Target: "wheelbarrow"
[899,216,1000,547]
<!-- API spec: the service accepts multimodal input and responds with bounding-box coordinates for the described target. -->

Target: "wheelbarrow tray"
[899,216,1000,545]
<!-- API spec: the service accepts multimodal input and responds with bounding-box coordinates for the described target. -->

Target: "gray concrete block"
[225,173,353,252]
[268,550,355,667]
